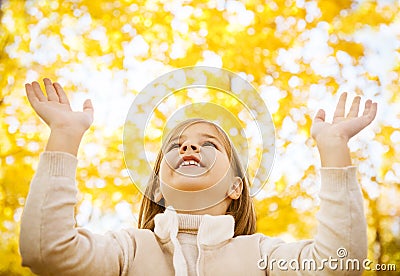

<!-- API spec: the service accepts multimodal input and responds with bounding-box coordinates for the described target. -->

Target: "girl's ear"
[154,187,163,203]
[227,177,243,200]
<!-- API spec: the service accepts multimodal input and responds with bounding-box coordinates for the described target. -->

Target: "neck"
[160,179,233,212]
[173,198,232,216]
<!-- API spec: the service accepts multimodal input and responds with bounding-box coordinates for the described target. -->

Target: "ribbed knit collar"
[177,214,203,234]
[154,208,235,276]
[154,207,234,245]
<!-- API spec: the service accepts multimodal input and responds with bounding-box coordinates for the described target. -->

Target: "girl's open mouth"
[179,160,201,168]
[175,154,204,169]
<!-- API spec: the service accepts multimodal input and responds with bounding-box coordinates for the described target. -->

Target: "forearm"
[317,136,351,167]
[20,152,123,275]
[45,128,85,156]
[264,167,367,275]
[20,152,79,274]
[313,166,367,273]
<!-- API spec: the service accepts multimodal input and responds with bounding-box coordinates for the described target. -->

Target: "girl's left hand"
[311,92,378,145]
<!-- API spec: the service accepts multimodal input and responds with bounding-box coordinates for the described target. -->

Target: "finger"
[347,96,361,118]
[313,109,325,123]
[83,99,94,116]
[25,83,40,107]
[333,92,347,118]
[53,82,70,105]
[32,81,47,102]
[363,102,377,124]
[343,102,378,138]
[43,78,59,101]
[362,100,372,116]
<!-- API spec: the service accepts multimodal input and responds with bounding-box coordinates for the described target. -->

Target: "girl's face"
[158,122,239,211]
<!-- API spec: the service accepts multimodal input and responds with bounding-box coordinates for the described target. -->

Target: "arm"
[20,152,135,275]
[20,79,134,275]
[261,166,365,275]
[261,93,377,275]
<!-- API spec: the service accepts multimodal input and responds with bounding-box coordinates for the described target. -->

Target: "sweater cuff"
[320,166,358,192]
[38,151,78,178]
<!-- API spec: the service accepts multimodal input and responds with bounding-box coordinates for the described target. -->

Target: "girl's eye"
[168,143,180,151]
[203,141,217,148]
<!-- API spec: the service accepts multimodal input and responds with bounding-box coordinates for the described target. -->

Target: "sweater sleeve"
[260,166,367,275]
[19,152,135,276]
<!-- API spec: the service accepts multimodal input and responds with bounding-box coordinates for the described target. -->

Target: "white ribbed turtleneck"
[176,214,203,276]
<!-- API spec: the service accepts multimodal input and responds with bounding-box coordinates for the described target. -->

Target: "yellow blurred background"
[1,0,399,275]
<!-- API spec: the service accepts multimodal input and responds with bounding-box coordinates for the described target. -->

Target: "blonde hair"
[138,118,256,236]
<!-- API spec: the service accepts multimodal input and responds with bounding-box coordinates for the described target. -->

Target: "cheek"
[213,154,231,175]
[159,158,171,181]
[207,155,234,190]
[159,151,178,177]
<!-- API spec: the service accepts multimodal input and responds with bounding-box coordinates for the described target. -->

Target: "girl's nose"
[180,141,200,153]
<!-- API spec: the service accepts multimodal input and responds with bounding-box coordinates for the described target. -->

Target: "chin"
[168,180,210,192]
[160,176,231,211]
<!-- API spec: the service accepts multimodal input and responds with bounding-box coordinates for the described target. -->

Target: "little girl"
[20,78,377,275]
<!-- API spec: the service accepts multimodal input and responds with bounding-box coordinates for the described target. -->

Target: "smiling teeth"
[179,160,200,167]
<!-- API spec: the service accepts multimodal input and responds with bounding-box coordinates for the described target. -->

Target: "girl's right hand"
[26,78,94,135]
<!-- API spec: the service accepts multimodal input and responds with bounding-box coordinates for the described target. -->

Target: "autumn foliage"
[1,0,399,275]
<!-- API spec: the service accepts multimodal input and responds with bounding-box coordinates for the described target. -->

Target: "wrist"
[50,126,87,138]
[316,134,349,150]
[45,129,86,156]
[316,135,351,167]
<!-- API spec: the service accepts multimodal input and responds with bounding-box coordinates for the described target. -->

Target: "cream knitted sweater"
[19,152,368,275]
[176,215,202,275]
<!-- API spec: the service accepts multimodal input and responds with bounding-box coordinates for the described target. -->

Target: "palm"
[311,93,377,142]
[26,79,94,133]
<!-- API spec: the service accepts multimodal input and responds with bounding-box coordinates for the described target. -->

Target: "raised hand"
[25,78,94,155]
[26,78,94,135]
[311,92,378,167]
[311,92,378,144]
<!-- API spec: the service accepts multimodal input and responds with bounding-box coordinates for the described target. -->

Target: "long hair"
[138,118,256,236]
